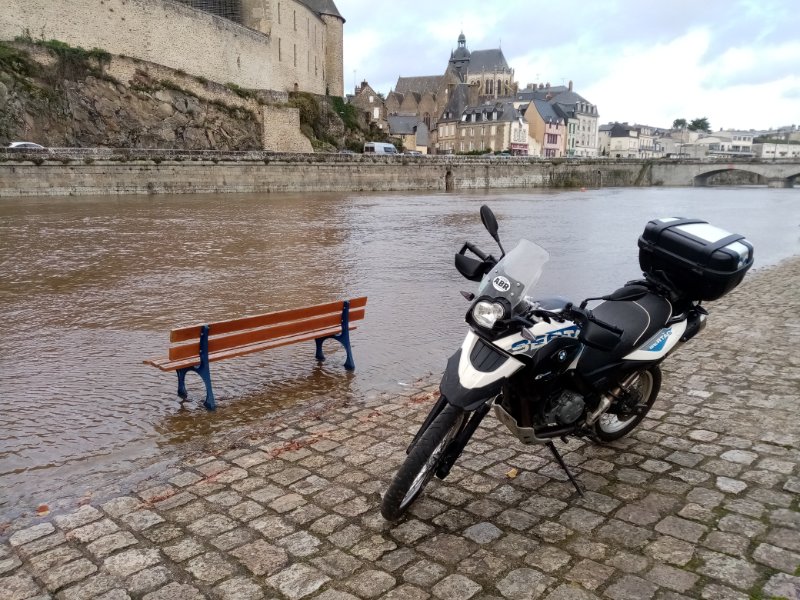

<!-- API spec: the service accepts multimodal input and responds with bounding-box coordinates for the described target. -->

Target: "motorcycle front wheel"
[594,365,661,442]
[381,403,467,521]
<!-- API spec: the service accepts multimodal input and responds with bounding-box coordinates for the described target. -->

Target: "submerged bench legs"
[314,300,356,371]
[176,325,217,411]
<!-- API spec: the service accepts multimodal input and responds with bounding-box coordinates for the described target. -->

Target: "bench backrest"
[168,297,367,362]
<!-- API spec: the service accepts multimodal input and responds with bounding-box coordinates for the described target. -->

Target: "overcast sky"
[336,0,799,131]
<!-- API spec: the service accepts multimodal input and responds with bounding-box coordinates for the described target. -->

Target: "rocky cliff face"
[0,41,261,150]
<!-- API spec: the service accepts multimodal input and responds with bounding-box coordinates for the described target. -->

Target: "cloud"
[335,0,800,129]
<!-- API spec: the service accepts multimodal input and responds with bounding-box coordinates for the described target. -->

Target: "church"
[385,33,517,132]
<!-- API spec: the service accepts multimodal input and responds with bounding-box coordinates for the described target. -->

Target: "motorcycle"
[381,205,753,521]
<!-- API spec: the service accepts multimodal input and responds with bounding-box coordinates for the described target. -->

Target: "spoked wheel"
[381,404,466,521]
[594,366,661,442]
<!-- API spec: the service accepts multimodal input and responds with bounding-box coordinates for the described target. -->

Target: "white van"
[363,142,398,155]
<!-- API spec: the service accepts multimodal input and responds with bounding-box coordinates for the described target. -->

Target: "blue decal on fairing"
[510,325,580,353]
[646,327,672,352]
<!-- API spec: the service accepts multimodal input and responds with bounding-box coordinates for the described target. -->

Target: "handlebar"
[528,304,623,336]
[460,241,488,261]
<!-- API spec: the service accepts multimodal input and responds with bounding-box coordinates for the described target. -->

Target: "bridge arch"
[693,166,766,187]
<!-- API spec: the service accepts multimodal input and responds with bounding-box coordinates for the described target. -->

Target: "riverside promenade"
[2,259,799,600]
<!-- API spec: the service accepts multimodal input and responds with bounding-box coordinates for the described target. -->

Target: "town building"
[348,80,387,130]
[752,142,800,159]
[387,116,430,153]
[525,100,566,158]
[516,81,599,157]
[598,122,639,158]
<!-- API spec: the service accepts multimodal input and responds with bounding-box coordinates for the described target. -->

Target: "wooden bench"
[144,297,367,410]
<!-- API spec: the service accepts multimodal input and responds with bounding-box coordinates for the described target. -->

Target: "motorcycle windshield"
[477,239,550,311]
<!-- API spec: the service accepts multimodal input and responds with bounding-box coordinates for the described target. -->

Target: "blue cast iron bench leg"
[176,324,216,411]
[314,300,355,371]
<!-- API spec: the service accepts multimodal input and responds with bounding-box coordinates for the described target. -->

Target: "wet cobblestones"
[1,258,799,599]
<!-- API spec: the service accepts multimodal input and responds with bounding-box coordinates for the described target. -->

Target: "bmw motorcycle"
[381,205,753,521]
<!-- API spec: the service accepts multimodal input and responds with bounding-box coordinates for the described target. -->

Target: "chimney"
[538,83,544,89]
[568,80,573,91]
[546,82,550,88]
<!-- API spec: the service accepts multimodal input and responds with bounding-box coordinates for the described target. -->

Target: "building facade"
[525,100,566,158]
[516,81,598,157]
[348,80,387,130]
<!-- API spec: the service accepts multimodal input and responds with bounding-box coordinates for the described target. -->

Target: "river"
[1,186,798,519]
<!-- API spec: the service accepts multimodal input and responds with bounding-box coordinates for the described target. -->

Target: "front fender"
[439,330,524,410]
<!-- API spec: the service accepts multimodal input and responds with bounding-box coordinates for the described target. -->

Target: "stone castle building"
[1,0,345,96]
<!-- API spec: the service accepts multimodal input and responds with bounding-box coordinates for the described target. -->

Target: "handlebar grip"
[589,315,623,335]
[463,242,488,261]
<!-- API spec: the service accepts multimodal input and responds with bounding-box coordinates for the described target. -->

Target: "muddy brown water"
[1,186,798,519]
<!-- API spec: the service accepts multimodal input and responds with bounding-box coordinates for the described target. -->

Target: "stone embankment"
[1,258,798,598]
[0,151,645,196]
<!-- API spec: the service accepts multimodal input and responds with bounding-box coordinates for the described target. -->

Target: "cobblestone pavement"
[2,259,799,600]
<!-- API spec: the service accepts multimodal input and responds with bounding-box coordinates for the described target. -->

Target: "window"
[293,10,296,30]
[278,38,282,61]
[293,44,296,67]
[369,96,373,103]
[373,107,380,119]
[547,133,558,144]
[491,125,496,135]
[278,2,281,23]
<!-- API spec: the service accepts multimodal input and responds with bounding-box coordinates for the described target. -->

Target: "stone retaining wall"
[0,156,644,196]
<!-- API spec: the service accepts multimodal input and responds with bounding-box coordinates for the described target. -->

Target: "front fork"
[406,395,448,454]
[435,400,493,479]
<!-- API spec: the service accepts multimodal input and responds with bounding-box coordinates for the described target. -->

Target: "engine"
[542,390,585,425]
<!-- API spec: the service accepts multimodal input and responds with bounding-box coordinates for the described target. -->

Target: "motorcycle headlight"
[472,300,506,329]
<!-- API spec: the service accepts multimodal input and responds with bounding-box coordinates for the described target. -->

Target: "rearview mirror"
[480,205,499,239]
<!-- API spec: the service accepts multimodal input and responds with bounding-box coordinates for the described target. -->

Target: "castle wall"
[0,0,337,95]
[321,14,344,96]
[262,106,313,152]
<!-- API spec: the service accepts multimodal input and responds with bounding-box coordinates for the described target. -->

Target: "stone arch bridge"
[649,160,800,187]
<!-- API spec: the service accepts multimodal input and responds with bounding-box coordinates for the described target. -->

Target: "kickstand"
[546,441,585,497]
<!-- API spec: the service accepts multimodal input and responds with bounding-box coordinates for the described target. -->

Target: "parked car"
[404,150,422,156]
[7,141,46,150]
[339,149,356,155]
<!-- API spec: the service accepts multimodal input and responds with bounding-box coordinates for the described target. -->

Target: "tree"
[672,118,687,129]
[688,117,711,133]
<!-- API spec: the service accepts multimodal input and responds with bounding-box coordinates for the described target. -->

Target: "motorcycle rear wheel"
[381,404,466,521]
[594,366,661,442]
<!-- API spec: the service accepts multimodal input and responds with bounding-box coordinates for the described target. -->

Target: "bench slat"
[170,296,368,343]
[145,324,356,371]
[167,307,366,362]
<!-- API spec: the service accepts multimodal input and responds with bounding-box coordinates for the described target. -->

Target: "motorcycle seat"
[581,292,673,358]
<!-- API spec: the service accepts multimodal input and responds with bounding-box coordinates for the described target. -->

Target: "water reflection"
[1,187,798,518]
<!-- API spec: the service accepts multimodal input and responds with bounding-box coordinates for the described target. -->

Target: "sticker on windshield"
[492,276,511,292]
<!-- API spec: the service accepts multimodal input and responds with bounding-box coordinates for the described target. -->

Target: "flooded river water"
[1,186,799,519]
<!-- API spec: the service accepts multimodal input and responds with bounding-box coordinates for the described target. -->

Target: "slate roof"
[297,0,344,20]
[549,90,589,105]
[532,99,563,123]
[395,76,442,96]
[516,85,569,102]
[440,83,472,122]
[468,49,510,73]
[387,116,429,146]
[388,116,422,135]
[457,100,523,124]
